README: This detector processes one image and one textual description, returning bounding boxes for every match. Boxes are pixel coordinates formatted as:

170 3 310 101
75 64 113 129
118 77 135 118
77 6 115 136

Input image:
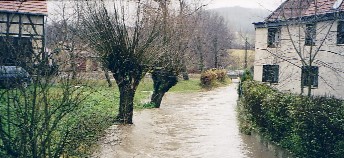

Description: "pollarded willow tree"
81 0 164 124
149 0 200 107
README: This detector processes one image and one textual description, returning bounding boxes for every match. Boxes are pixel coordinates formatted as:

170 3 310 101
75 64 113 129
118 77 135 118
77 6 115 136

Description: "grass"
134 76 203 108
137 76 203 93
227 49 255 70
228 49 255 57
77 74 229 154
68 76 204 154
201 78 232 90
0 74 228 157
169 78 202 92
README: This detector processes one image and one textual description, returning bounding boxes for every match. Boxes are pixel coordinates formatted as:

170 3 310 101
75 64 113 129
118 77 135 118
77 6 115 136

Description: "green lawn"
137 77 202 92
0 75 226 157
169 78 202 92
77 76 203 115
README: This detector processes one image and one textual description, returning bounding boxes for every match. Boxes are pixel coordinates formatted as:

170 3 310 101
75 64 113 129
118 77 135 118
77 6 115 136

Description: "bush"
238 69 253 97
238 81 344 158
200 69 228 88
0 80 89 157
62 85 118 156
200 69 217 86
214 69 227 82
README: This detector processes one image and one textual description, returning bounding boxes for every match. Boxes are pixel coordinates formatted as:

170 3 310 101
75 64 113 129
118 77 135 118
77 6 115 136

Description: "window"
301 66 318 87
337 21 344 44
305 24 316 46
0 36 33 65
262 65 279 83
267 28 280 48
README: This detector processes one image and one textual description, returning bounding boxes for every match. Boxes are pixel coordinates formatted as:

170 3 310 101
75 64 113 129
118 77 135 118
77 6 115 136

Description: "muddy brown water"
92 82 276 158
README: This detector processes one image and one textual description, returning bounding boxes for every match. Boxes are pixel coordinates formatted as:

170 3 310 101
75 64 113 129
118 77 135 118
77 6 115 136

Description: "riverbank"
67 74 232 156
238 81 344 158
92 83 276 158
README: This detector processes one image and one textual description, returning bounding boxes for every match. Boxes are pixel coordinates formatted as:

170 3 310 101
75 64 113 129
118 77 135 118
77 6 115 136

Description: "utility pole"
244 37 248 69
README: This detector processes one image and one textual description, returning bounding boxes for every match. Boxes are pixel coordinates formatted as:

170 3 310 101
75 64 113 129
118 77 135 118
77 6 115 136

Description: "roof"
304 0 344 16
265 0 344 22
0 0 47 16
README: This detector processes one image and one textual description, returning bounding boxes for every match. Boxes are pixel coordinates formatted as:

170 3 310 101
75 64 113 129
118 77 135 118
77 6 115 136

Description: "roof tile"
266 0 344 22
0 0 47 15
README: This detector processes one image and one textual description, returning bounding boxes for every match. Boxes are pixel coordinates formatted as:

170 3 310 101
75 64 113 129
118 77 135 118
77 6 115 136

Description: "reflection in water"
92 83 276 158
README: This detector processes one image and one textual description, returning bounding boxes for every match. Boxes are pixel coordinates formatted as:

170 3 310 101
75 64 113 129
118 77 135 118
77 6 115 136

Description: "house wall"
53 49 101 73
0 12 45 65
254 20 344 99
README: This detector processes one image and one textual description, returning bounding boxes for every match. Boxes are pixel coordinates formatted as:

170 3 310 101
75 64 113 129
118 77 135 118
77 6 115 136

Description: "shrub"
200 69 228 88
238 80 344 158
238 69 253 96
0 80 89 157
136 102 156 109
200 69 218 86
62 86 118 156
214 69 227 82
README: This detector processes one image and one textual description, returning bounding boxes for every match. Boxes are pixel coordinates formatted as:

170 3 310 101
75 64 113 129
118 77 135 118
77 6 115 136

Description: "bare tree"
80 1 164 124
149 0 206 107
206 13 233 68
0 1 89 157
189 11 233 72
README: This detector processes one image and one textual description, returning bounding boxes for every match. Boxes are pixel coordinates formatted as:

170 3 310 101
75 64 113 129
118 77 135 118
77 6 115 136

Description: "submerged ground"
92 80 276 158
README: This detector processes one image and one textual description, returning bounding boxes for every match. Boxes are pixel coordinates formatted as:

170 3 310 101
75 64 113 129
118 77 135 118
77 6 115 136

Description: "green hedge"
238 81 344 158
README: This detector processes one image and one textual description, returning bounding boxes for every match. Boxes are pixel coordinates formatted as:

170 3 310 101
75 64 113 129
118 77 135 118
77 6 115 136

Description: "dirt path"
92 82 276 158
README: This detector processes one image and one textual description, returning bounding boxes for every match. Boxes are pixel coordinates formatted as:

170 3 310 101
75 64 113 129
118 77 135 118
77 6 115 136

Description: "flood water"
92 81 276 158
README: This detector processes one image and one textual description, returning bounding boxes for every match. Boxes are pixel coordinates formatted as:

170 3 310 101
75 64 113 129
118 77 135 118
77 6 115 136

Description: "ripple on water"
92 84 277 158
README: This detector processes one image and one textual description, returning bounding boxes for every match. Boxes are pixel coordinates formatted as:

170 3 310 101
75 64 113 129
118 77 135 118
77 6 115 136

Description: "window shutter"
338 21 344 44
312 66 319 87
272 65 279 83
262 65 268 82
305 24 316 46
268 28 280 48
301 66 319 87
262 65 279 83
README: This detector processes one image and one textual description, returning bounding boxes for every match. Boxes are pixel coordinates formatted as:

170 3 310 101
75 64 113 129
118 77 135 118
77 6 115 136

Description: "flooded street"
92 82 276 158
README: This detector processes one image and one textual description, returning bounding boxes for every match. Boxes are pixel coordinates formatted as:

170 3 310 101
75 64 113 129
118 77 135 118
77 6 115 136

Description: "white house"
253 0 344 98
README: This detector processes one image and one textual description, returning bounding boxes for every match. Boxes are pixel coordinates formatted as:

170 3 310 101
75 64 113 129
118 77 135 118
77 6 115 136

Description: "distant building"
0 0 47 67
53 44 101 73
253 0 344 98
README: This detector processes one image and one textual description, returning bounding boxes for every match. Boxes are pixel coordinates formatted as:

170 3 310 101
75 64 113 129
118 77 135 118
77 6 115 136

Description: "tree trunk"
196 37 205 72
116 84 135 124
151 90 165 108
213 38 219 69
182 72 189 80
181 64 189 80
307 69 312 97
151 70 178 108
104 71 112 87
111 66 144 124
70 53 77 80
102 67 112 87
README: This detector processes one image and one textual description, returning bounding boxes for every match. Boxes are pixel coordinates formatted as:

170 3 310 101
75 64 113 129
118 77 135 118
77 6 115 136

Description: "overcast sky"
205 0 284 11
47 0 286 22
